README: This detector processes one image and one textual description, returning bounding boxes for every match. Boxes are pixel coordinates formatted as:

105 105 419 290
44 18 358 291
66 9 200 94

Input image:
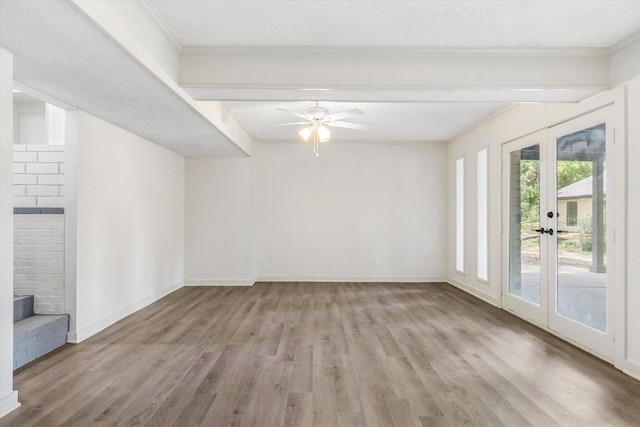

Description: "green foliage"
579 215 592 252
519 160 539 224
557 161 593 189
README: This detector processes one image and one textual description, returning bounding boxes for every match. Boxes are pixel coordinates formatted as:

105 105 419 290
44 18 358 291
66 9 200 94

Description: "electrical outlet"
260 259 267 268
372 259 379 269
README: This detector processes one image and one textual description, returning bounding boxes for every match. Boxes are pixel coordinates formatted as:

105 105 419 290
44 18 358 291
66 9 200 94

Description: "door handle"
533 228 554 235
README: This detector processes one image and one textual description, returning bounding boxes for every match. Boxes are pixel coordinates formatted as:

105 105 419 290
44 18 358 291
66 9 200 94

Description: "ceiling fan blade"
327 121 369 130
275 108 308 120
274 122 309 126
324 108 364 122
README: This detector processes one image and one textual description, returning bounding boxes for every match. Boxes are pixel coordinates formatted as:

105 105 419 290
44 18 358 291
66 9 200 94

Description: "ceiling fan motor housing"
304 106 330 121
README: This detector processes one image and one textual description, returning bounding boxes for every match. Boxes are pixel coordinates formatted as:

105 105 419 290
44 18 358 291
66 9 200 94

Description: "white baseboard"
623 367 640 382
185 279 255 286
67 280 184 344
620 359 640 382
446 277 500 307
0 391 20 419
253 275 447 283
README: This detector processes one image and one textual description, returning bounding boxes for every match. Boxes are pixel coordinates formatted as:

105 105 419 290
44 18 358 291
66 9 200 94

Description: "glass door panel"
508 144 541 305
555 123 607 332
502 130 548 327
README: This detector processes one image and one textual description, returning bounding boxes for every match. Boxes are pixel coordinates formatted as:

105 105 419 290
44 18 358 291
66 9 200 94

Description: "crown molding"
136 0 182 51
610 29 640 53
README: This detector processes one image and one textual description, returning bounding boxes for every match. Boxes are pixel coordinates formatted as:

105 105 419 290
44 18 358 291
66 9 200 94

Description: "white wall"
0 47 19 418
13 100 45 146
254 142 448 281
185 157 254 285
69 111 184 342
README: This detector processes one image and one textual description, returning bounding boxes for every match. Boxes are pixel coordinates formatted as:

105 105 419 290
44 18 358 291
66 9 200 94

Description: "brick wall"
13 214 65 314
13 144 64 208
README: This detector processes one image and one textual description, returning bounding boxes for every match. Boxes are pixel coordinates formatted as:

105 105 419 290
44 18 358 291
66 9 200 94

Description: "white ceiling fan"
275 103 367 156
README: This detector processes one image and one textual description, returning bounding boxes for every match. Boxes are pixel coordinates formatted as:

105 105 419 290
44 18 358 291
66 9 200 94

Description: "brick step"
13 295 34 322
14 314 69 370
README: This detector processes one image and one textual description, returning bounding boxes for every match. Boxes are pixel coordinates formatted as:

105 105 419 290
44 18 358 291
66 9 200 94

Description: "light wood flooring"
2 282 640 426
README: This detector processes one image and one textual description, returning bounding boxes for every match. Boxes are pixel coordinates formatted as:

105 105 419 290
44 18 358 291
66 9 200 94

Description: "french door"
502 107 614 361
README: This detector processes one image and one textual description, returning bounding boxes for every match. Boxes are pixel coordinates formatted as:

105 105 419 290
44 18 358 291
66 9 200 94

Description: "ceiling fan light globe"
317 125 331 142
298 126 313 141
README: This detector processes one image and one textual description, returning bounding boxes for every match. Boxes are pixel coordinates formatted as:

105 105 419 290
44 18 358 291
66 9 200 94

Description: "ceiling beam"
72 0 254 156
180 47 611 103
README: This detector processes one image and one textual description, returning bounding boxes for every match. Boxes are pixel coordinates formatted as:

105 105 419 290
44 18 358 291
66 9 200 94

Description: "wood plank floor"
2 282 640 427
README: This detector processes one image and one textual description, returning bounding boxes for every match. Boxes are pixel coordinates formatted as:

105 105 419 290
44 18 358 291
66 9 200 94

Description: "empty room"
1 1 640 426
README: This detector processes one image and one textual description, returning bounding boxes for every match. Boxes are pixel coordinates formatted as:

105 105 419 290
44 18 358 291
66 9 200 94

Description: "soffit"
0 0 246 157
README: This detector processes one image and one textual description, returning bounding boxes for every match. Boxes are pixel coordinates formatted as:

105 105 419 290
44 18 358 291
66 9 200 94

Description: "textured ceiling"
1 1 639 156
150 0 640 48
151 0 638 144
230 101 506 142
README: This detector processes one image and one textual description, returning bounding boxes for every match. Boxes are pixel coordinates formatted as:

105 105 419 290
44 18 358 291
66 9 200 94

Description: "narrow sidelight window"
477 149 488 281
456 157 465 273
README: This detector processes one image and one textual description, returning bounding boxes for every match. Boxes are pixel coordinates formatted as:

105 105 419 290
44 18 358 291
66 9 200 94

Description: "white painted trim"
0 391 20 419
64 111 79 342
446 277 500 307
185 279 255 287
67 281 183 344
254 275 447 283
614 83 630 375
622 362 640 382
610 30 640 54
0 47 16 421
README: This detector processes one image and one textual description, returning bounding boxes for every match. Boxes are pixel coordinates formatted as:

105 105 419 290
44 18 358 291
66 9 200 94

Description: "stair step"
13 295 34 323
14 314 69 370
